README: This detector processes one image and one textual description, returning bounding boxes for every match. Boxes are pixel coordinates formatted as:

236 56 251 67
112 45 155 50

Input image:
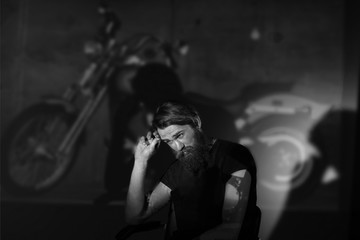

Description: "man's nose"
171 140 185 152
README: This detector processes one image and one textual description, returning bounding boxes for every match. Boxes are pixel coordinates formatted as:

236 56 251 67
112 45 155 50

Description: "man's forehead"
157 124 191 139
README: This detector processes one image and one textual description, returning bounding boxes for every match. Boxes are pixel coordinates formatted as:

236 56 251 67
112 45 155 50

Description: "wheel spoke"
3 106 76 193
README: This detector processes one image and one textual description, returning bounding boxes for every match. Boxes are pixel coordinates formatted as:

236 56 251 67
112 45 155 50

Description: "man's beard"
175 131 209 175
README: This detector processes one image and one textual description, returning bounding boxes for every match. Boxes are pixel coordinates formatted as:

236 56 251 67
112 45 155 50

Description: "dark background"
1 0 359 239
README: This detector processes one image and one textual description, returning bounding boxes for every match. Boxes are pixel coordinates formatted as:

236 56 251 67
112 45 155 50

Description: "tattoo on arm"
223 170 251 223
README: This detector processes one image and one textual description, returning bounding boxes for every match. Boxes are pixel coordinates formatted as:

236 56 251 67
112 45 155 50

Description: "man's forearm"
125 132 161 224
125 161 148 224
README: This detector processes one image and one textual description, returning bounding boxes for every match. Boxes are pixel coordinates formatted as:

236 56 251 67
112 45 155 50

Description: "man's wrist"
133 159 148 170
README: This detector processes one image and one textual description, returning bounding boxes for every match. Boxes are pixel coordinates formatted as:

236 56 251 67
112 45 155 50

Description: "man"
125 101 260 240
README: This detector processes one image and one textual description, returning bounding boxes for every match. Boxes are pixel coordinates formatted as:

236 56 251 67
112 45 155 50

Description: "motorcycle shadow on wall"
265 109 356 240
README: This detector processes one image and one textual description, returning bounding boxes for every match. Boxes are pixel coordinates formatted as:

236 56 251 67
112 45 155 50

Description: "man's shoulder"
160 159 182 190
215 139 251 156
214 139 256 172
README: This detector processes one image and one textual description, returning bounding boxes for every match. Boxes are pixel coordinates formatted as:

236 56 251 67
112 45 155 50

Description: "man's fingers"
138 132 159 151
143 131 153 145
153 130 160 138
138 136 149 147
149 137 160 148
146 131 152 140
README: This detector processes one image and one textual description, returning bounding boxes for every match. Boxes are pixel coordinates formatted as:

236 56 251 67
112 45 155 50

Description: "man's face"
157 124 208 174
157 124 197 155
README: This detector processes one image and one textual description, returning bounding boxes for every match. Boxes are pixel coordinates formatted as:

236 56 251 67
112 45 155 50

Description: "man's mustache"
176 145 196 158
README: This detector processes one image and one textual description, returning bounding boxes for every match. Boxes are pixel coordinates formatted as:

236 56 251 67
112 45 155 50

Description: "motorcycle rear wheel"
1 104 79 196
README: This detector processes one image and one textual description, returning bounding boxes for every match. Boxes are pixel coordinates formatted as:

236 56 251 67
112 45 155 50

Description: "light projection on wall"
228 91 341 239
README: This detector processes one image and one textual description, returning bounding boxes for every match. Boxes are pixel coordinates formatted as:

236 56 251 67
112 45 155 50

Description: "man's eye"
177 133 184 139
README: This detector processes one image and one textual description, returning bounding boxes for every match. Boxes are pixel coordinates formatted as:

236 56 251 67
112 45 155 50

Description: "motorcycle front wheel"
1 104 80 196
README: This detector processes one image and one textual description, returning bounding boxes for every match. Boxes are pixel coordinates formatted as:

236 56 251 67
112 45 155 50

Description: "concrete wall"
1 0 345 179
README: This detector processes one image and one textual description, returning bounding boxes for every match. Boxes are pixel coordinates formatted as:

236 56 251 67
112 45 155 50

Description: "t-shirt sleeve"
160 160 180 190
222 144 256 175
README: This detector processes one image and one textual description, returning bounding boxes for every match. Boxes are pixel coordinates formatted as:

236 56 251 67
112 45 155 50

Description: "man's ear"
193 115 202 129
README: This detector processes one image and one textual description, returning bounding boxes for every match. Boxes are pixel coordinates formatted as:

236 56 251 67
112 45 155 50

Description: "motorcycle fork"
57 85 108 156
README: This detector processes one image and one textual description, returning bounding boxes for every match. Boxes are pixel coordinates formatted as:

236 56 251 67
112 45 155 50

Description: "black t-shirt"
161 139 258 239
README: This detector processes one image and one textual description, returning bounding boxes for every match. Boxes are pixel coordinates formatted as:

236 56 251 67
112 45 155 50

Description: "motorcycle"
1 4 336 200
0 4 187 196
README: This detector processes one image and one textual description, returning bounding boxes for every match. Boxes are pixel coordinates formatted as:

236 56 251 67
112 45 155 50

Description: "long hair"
152 101 202 130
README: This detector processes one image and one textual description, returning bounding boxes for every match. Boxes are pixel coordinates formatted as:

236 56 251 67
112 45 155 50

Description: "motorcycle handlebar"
93 3 189 67
96 3 122 47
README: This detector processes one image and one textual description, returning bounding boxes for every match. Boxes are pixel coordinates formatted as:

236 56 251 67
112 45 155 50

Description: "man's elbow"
125 210 147 225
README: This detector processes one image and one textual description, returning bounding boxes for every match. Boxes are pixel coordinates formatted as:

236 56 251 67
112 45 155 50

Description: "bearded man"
125 101 261 240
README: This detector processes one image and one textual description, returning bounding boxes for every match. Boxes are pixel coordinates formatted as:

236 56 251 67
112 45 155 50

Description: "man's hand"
134 131 160 165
